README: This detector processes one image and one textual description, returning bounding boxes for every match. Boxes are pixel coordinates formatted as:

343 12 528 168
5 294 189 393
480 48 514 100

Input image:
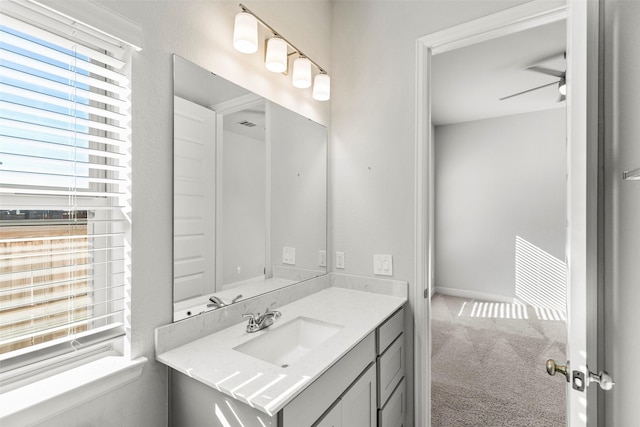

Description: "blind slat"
0 271 125 296
0 66 128 111
1 28 129 84
0 311 125 347
1 282 127 312
1 100 130 136
0 82 129 124
1 135 130 162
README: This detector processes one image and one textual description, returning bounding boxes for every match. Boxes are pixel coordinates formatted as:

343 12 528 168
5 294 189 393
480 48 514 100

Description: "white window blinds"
0 1 132 367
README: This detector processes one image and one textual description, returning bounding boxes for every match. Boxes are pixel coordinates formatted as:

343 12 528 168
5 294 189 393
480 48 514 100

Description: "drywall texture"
222 129 266 284
330 2 530 425
434 109 567 302
270 102 328 274
603 1 640 425
35 1 332 426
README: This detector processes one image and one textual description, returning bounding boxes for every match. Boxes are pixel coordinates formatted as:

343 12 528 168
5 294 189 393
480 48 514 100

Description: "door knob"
546 359 570 382
589 370 615 391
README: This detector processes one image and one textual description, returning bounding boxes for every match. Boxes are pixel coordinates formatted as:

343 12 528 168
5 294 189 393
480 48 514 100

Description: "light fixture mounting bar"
238 3 327 74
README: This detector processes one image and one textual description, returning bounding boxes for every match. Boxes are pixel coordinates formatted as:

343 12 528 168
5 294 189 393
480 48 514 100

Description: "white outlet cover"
319 250 327 267
283 247 296 265
336 251 345 269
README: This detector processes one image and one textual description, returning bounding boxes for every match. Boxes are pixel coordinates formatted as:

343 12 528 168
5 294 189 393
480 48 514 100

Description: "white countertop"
156 286 406 416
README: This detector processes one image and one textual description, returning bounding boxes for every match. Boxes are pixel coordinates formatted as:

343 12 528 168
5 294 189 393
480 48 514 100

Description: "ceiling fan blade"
526 66 565 78
499 81 560 101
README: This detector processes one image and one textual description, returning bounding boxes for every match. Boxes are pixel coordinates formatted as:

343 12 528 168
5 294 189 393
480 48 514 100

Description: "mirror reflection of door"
430 18 569 426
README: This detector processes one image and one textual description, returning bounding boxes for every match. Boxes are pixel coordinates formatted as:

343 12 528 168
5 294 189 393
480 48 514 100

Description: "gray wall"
330 2 530 424
603 1 640 425
434 109 567 302
222 130 266 284
270 102 327 273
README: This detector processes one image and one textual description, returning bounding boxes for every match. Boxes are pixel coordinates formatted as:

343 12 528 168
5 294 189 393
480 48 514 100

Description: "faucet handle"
242 312 257 323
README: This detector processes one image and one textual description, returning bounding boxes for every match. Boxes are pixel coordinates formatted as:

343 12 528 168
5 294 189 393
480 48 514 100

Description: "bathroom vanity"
157 285 406 427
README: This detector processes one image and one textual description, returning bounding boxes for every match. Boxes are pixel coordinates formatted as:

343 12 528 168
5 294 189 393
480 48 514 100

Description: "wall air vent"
238 120 257 127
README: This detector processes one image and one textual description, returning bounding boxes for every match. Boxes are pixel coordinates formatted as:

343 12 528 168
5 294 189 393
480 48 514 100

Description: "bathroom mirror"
173 55 327 321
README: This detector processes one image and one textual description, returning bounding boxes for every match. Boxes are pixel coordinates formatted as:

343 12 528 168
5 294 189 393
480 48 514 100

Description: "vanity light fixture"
265 37 288 73
233 3 330 101
292 57 312 88
233 12 258 54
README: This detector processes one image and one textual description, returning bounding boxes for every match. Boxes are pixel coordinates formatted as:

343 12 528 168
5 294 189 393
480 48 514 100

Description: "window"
0 3 132 373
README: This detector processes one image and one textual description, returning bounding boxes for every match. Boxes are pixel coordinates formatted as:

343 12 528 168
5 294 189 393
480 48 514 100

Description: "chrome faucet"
207 294 242 309
207 295 225 308
243 304 281 333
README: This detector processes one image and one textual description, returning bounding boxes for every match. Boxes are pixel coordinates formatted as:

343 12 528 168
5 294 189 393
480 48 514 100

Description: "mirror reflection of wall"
172 55 327 322
221 105 266 288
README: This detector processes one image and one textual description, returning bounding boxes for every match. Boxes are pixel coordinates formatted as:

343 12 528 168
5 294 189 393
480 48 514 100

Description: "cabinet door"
341 363 377 427
314 401 342 427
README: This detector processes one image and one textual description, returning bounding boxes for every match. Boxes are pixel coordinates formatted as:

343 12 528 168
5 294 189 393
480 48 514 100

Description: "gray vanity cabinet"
376 307 406 427
168 304 406 427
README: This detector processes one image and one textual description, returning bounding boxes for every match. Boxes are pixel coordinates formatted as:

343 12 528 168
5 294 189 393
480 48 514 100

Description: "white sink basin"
234 316 343 367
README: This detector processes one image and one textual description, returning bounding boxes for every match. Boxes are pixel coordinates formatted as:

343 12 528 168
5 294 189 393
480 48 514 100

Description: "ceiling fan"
500 54 566 102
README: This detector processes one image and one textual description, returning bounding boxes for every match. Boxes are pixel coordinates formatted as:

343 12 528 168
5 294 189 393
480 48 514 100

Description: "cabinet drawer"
377 307 404 354
378 377 405 427
377 333 404 407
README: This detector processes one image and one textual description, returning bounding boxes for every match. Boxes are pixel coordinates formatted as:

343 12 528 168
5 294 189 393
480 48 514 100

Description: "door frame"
413 1 599 426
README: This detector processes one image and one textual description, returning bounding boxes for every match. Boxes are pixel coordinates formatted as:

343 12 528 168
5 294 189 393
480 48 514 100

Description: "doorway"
408 1 608 425
429 20 568 423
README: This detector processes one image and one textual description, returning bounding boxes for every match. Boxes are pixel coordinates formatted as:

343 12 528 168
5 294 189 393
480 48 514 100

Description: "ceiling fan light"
233 12 258 54
292 57 312 88
265 37 288 73
558 78 567 96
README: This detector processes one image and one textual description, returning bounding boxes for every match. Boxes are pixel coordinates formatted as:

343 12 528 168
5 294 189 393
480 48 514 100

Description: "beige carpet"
431 294 567 426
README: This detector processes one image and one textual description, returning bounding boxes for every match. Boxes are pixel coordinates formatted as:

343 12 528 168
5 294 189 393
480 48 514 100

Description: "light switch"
373 254 393 276
283 246 296 265
319 250 327 267
336 251 345 269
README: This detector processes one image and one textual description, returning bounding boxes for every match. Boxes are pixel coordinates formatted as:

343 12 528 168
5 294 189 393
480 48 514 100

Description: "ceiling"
431 19 567 126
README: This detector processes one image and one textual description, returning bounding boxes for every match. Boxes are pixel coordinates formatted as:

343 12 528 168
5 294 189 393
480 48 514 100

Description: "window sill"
0 355 147 427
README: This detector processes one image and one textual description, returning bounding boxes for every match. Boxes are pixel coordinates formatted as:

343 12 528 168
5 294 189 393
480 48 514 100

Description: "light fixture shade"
233 12 258 54
292 57 312 88
312 73 331 101
265 37 288 73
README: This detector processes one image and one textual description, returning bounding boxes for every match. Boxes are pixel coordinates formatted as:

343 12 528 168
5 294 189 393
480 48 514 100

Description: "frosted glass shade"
312 73 331 101
292 57 312 88
265 38 288 73
233 12 258 54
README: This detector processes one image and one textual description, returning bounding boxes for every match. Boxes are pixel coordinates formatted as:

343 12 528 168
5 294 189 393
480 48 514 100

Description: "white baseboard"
433 287 519 304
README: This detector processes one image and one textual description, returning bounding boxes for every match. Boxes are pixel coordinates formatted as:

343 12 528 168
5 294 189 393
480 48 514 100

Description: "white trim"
414 1 568 426
0 356 146 427
418 0 566 55
27 0 143 50
432 287 520 305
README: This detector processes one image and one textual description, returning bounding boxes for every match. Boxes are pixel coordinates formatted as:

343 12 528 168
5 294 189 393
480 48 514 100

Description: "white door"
415 1 605 426
173 96 216 304
563 1 603 425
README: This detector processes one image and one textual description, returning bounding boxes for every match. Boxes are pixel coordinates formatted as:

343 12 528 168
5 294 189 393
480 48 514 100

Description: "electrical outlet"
236 266 241 274
336 251 345 269
373 254 393 276
319 250 327 267
283 246 296 265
